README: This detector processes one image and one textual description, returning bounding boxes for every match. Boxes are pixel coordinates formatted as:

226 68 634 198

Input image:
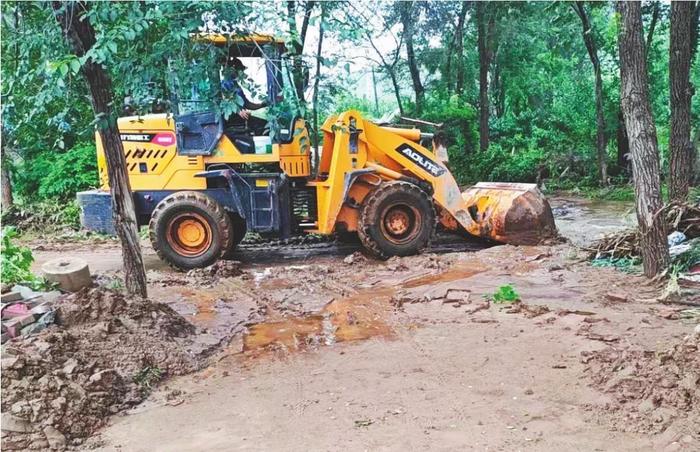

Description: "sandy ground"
23 197 698 451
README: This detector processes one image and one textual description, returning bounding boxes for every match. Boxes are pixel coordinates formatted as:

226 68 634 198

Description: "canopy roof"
193 33 285 58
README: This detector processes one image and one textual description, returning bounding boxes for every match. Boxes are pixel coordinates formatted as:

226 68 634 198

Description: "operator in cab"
221 56 268 135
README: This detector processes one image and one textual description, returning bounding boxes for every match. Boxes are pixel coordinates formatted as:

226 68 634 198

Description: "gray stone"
43 425 67 449
1 291 23 303
1 413 35 433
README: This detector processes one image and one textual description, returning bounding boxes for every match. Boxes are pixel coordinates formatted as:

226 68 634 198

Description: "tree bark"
312 4 325 173
53 1 147 297
669 1 696 202
454 1 469 96
616 109 630 176
401 2 425 114
477 2 495 152
617 0 669 277
645 1 660 61
1 145 12 210
287 0 316 104
574 1 608 185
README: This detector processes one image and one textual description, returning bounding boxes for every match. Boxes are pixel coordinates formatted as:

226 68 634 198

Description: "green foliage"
450 145 546 186
1 200 81 233
1 227 51 289
133 365 163 393
591 256 642 273
670 239 700 275
488 284 521 304
13 142 98 201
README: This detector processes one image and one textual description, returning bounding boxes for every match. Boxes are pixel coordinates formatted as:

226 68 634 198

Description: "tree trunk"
477 2 495 152
574 1 608 185
669 1 696 202
53 1 147 297
616 109 631 176
401 2 424 115
617 0 669 277
1 146 12 210
454 1 469 96
645 1 660 61
287 0 316 104
312 4 325 174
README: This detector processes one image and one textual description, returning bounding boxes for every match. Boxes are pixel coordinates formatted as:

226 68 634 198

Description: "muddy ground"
8 196 698 451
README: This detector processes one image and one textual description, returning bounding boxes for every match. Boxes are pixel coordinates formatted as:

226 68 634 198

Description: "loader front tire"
149 191 232 270
358 181 436 259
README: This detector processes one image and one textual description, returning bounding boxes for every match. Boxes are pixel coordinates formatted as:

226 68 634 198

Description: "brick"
4 314 36 338
2 303 30 319
30 302 53 316
0 291 23 303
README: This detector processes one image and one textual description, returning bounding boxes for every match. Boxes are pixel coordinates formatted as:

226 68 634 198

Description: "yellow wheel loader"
78 34 557 269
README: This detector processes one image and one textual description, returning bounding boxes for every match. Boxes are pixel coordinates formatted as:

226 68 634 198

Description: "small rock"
605 292 629 303
1 413 35 433
62 358 79 375
43 425 67 449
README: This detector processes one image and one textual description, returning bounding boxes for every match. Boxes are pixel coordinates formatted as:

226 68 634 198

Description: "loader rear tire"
149 191 232 270
358 181 436 259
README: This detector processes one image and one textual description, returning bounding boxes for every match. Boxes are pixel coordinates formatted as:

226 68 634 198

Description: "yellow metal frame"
97 115 311 191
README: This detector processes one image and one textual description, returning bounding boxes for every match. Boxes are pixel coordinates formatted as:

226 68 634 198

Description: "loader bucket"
460 182 557 245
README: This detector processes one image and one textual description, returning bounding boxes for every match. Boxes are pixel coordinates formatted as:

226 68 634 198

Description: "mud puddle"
243 287 396 354
241 262 489 356
550 196 635 246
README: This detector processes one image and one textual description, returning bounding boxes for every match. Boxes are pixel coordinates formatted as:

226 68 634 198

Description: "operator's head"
225 56 246 73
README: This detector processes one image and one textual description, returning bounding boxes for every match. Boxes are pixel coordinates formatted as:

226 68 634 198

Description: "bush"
449 144 547 186
13 141 98 201
1 227 50 289
1 199 81 233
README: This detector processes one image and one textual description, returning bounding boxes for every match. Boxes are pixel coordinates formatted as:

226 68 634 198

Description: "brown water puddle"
242 287 396 354
241 263 490 355
402 265 486 288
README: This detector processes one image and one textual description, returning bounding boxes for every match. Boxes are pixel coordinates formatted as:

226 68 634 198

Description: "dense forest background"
1 1 698 226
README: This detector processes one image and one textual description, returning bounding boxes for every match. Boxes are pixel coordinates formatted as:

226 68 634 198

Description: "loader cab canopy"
169 33 297 156
172 33 286 116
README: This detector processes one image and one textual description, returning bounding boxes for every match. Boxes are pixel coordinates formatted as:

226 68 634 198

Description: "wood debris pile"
588 202 700 259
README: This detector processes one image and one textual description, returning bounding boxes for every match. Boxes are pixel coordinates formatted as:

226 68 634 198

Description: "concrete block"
30 302 53 316
5 314 36 338
42 258 92 292
1 291 23 303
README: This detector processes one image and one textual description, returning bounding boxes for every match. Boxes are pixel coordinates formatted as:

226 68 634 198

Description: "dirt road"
22 197 698 451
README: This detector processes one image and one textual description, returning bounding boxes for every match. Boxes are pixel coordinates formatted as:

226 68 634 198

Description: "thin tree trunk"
53 1 147 297
454 1 469 96
477 2 495 152
645 1 660 60
287 0 316 104
401 1 424 114
1 146 12 210
617 0 669 277
669 1 696 202
574 1 608 185
312 5 325 174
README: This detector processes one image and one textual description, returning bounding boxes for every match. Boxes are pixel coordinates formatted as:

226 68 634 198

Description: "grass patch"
133 366 163 393
591 256 642 274
487 284 521 304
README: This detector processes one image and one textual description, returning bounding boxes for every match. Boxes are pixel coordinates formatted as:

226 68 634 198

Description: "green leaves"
488 284 521 304
0 227 51 290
